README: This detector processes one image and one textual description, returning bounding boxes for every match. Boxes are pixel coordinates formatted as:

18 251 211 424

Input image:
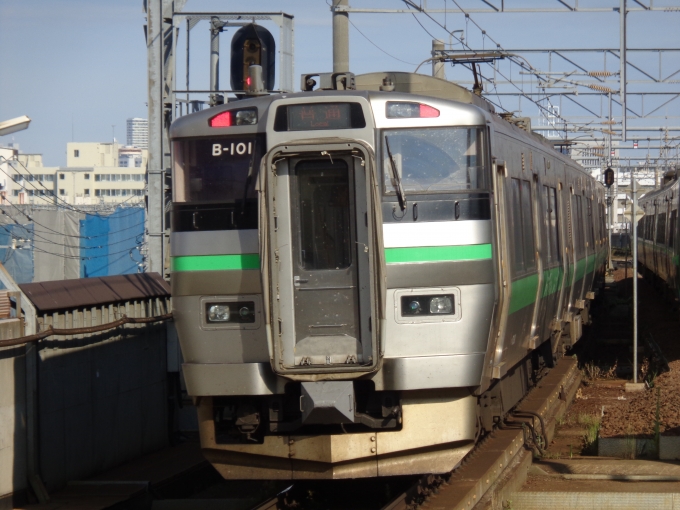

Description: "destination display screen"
274 102 366 131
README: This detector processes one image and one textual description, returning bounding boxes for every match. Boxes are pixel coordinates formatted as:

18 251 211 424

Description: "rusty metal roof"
19 273 171 314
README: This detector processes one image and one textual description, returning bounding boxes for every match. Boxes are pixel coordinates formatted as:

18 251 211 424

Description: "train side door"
562 184 576 320
653 203 659 276
262 142 381 375
536 183 561 348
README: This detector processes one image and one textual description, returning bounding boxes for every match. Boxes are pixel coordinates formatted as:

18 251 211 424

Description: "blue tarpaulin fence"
0 223 34 284
80 208 145 278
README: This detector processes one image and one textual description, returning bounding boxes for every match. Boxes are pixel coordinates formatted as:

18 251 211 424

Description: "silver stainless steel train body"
170 72 607 479
638 175 680 300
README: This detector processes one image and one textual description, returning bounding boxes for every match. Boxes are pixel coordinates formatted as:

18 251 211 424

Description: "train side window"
637 216 643 240
656 211 667 245
669 210 677 248
647 215 653 241
573 195 585 258
587 198 595 248
549 187 561 263
542 186 552 262
510 178 525 273
521 180 536 269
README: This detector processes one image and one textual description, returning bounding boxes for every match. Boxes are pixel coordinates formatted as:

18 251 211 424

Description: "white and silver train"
170 71 607 479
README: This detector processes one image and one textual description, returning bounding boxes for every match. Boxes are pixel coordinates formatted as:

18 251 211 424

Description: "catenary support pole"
632 175 638 383
620 0 627 142
146 0 164 276
432 39 445 79
333 0 349 73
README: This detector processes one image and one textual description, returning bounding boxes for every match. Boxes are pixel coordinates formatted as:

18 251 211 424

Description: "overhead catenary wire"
348 18 418 66
404 0 603 138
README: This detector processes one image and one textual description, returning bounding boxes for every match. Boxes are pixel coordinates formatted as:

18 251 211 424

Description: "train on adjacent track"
638 173 680 301
169 68 607 479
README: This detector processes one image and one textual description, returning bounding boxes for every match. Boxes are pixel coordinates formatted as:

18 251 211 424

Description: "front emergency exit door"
264 143 379 374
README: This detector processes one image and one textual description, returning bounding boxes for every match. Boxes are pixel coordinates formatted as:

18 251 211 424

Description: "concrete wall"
0 293 172 502
37 300 170 491
0 319 27 510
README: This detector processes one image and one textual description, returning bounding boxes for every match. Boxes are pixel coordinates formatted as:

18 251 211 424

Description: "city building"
67 142 120 167
127 118 148 149
5 165 145 206
2 141 147 206
118 146 148 168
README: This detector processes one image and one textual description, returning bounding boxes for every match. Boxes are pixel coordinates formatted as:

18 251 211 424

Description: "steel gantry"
329 0 679 182
143 0 294 276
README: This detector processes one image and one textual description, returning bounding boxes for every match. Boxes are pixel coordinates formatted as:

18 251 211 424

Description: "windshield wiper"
384 136 407 211
239 139 258 223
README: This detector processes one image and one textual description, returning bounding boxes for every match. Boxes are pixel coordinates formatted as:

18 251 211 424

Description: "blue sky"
1 0 678 166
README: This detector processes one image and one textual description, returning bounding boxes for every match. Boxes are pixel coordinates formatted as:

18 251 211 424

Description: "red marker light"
209 111 232 128
386 101 440 119
419 104 440 118
246 76 252 87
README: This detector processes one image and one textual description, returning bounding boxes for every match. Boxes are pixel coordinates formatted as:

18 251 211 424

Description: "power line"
1 155 146 218
0 223 144 261
0 211 145 253
348 18 418 66
404 0 585 132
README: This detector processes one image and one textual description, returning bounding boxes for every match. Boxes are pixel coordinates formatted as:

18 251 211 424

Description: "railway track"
186 356 580 510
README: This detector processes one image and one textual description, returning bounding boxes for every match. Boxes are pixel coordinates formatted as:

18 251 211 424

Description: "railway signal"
604 167 615 187
230 24 276 93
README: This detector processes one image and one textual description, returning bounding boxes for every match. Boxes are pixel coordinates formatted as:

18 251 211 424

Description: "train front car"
170 86 496 479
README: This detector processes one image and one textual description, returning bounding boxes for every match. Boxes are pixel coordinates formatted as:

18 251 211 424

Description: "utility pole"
630 175 640 387
209 17 226 106
620 0 627 141
332 0 349 73
145 0 182 278
432 40 445 79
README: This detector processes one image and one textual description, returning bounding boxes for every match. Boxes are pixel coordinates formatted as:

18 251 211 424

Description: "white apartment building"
127 118 148 149
67 142 148 169
118 146 148 168
6 166 145 205
67 142 119 167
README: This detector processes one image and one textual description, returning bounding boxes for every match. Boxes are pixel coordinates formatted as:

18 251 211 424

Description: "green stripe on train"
171 254 260 272
385 244 492 264
509 273 539 314
511 253 599 314
542 266 564 298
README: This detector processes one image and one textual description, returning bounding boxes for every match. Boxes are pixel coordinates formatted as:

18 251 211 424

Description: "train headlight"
429 295 453 314
205 301 257 323
401 294 455 317
208 304 231 322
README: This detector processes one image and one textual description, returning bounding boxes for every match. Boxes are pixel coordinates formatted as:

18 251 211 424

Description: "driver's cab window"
382 126 487 193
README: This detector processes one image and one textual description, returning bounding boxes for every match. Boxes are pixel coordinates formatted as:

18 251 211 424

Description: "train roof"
168 71 600 182
638 174 679 204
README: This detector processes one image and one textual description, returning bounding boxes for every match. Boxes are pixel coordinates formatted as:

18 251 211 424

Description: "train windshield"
382 127 487 193
172 135 264 205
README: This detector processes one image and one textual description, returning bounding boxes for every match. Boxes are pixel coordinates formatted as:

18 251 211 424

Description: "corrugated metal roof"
19 273 171 314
